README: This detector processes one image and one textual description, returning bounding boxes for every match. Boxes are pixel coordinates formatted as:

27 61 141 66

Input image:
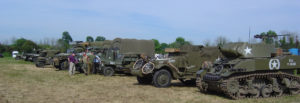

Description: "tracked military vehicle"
196 42 300 99
131 45 222 87
35 50 60 67
99 38 154 76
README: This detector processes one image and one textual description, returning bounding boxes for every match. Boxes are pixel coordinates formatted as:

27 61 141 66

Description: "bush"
2 52 11 57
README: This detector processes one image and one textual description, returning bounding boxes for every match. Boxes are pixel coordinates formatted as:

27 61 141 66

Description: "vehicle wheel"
60 61 68 70
103 67 114 76
137 76 152 84
179 79 196 85
153 69 172 87
32 58 37 63
25 57 29 61
36 62 45 67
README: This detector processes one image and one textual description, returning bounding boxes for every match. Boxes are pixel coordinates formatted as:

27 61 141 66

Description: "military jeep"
131 45 223 87
35 50 60 67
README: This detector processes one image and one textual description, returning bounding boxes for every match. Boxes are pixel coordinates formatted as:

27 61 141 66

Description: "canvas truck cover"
90 40 112 48
112 38 155 56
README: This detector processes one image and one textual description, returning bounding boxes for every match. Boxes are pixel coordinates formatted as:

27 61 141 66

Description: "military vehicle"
131 45 223 87
196 42 300 99
99 38 154 76
53 41 88 70
23 49 41 62
35 50 60 67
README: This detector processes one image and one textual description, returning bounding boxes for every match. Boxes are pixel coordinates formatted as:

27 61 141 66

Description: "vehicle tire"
25 57 29 61
60 61 68 70
103 67 114 76
153 69 172 87
32 58 37 63
137 76 152 84
36 62 45 67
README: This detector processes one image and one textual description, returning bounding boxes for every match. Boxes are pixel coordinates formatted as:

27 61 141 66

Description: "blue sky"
0 0 299 45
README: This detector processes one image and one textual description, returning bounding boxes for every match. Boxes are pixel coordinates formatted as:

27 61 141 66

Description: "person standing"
92 53 101 74
68 53 77 76
88 52 96 74
82 52 89 75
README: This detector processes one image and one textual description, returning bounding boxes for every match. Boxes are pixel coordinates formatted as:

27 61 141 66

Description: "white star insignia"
244 46 252 55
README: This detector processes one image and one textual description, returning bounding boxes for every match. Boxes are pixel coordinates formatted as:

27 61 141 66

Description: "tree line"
0 30 299 57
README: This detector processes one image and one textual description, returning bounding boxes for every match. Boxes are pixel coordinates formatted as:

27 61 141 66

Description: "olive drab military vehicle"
52 41 88 70
23 49 42 62
99 38 154 76
196 42 300 99
131 45 223 87
35 50 60 67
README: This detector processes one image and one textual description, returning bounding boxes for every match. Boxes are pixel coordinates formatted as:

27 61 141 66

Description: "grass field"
0 57 300 103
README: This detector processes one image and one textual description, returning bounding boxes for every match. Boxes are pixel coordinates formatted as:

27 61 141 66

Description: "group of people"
68 51 101 76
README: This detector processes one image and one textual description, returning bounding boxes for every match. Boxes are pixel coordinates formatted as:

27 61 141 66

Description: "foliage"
259 30 277 44
86 36 94 42
21 40 38 53
62 31 73 44
169 37 191 48
95 36 106 41
215 36 229 47
152 39 161 53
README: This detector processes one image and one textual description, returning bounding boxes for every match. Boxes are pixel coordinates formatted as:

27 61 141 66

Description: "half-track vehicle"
131 45 223 87
196 42 300 99
98 38 154 76
35 50 60 67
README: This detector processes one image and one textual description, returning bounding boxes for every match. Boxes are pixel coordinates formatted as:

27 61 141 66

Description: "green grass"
0 57 33 64
0 58 300 103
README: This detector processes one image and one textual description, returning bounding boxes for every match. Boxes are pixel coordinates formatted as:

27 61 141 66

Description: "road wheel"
103 67 114 76
137 76 152 84
261 84 272 97
153 69 172 87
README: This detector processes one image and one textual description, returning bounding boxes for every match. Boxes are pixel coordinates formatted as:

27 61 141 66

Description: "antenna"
248 27 251 44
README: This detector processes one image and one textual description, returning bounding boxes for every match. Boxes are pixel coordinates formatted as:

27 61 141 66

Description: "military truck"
196 42 300 99
35 50 60 67
99 38 154 76
131 45 223 87
53 41 88 70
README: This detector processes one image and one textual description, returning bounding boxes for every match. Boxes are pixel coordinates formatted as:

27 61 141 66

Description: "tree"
62 31 73 44
203 39 211 47
12 38 27 51
169 37 191 48
22 40 38 53
95 36 106 41
160 43 169 52
56 39 69 52
86 36 94 42
215 36 229 47
258 30 277 44
152 39 161 53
